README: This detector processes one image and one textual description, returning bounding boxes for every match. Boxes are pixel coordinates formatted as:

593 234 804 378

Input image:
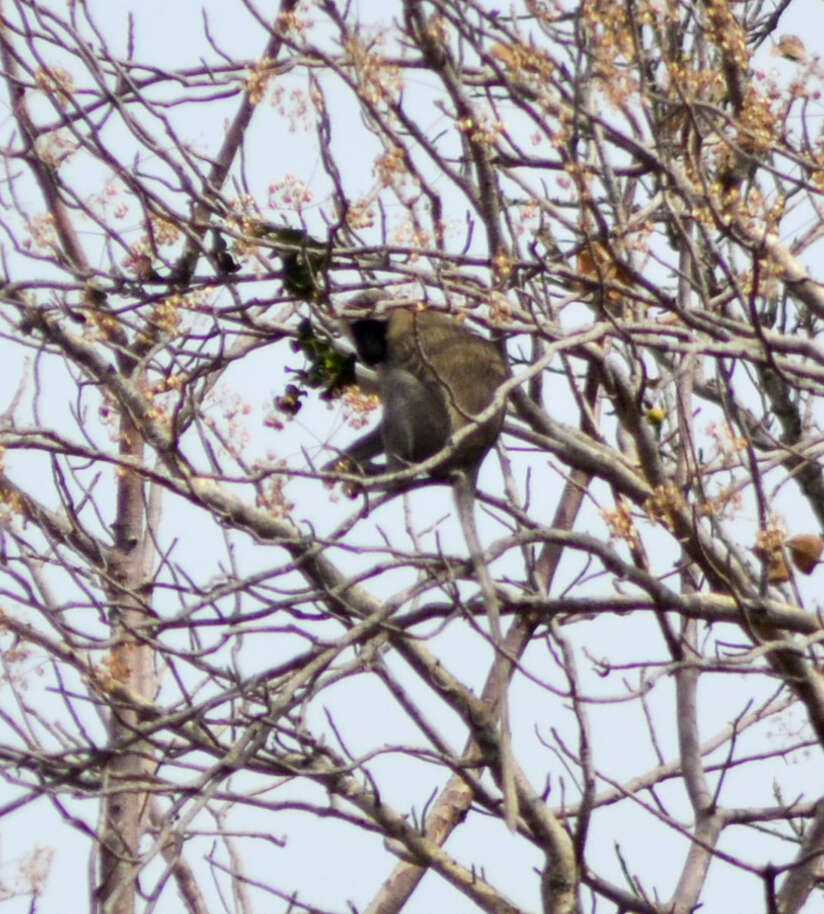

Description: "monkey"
338 309 508 479
327 306 518 828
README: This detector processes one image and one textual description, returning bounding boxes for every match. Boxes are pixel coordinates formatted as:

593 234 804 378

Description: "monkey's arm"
324 366 450 477
380 369 450 468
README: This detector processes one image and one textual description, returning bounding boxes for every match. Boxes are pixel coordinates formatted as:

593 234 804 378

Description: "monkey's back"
384 311 508 475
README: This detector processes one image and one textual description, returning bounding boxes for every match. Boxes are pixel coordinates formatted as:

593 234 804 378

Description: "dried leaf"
577 242 634 312
766 552 791 584
771 34 807 63
491 43 518 67
753 543 790 584
786 534 823 575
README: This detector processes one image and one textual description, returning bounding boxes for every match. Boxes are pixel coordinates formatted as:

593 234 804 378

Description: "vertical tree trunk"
98 414 155 914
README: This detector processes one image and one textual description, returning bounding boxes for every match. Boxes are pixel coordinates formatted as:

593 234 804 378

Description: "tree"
0 0 823 912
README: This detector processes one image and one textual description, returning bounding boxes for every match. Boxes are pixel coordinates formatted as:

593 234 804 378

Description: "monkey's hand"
322 424 387 498
322 454 373 498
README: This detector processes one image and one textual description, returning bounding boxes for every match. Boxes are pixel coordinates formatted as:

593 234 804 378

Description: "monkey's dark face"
350 319 388 367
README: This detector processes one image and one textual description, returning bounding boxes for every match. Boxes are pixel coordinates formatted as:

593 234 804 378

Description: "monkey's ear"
350 319 388 366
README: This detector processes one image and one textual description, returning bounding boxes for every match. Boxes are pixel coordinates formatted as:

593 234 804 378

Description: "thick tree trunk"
98 417 155 914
